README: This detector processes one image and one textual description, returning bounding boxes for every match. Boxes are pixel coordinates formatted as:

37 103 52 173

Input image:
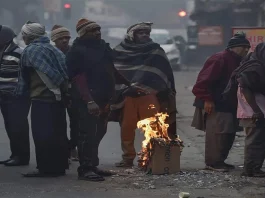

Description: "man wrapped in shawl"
111 22 177 167
223 43 265 177
16 21 69 177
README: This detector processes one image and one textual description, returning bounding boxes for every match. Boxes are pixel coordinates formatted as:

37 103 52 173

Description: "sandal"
78 171 105 182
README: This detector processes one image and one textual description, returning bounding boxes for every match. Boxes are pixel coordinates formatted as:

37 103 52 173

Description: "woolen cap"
76 18 100 37
51 25 70 42
227 32 250 49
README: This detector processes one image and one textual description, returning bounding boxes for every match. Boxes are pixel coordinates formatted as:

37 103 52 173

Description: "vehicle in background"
150 29 181 71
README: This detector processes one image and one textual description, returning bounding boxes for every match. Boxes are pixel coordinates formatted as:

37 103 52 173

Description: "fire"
137 112 169 148
137 104 183 170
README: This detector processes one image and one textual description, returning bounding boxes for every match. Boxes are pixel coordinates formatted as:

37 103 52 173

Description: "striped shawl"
16 36 68 96
111 40 177 124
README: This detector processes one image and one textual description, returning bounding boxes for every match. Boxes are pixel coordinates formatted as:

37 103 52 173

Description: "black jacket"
66 38 130 107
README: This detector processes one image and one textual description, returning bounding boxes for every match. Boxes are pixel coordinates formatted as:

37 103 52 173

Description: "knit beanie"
51 25 70 42
227 32 250 49
76 18 100 37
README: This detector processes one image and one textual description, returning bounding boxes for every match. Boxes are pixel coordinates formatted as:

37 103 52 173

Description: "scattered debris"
179 192 190 198
125 169 135 174
107 169 257 191
148 185 156 189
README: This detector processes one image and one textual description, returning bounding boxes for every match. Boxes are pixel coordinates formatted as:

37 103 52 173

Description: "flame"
137 112 169 148
137 104 183 169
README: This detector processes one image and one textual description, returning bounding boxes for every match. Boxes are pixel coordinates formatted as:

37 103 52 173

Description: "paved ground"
1 68 265 198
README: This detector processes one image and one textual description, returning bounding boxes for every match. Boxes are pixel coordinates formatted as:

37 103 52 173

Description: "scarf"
21 22 46 39
114 39 175 94
125 22 153 41
111 39 177 124
21 36 68 86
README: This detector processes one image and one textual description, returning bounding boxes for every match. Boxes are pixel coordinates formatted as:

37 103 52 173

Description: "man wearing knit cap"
192 32 250 172
112 22 177 168
66 18 132 181
0 25 30 166
51 24 78 162
17 21 69 177
51 25 71 54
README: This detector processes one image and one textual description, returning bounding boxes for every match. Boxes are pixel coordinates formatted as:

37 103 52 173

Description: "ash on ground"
108 168 265 191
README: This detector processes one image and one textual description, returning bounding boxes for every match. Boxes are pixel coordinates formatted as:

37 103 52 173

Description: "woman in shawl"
224 42 265 177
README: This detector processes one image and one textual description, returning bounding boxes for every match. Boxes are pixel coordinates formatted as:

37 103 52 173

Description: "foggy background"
1 0 265 66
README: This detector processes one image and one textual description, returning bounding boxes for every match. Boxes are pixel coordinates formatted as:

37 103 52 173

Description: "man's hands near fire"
87 101 100 116
204 101 215 114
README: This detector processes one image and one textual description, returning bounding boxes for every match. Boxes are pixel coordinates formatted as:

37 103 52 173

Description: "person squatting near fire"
191 32 250 172
111 22 177 168
51 25 79 162
0 25 30 166
16 21 69 177
66 18 134 182
224 42 265 177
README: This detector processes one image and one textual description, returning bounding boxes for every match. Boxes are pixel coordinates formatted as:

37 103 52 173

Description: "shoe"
0 158 11 165
205 164 229 172
78 171 105 182
22 170 66 178
222 162 235 169
92 167 114 177
115 160 134 168
241 170 265 178
4 157 29 167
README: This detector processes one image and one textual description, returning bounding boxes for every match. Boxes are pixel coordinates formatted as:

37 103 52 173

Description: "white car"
150 29 181 71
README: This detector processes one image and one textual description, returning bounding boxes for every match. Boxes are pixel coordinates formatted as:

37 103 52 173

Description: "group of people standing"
192 32 265 177
0 18 177 181
1 17 263 181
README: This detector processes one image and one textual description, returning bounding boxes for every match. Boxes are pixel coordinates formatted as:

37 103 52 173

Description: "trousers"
77 102 109 174
205 111 236 166
120 94 160 161
244 125 265 173
67 106 79 150
31 100 69 173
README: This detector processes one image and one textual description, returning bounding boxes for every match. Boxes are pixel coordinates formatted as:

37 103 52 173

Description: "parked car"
150 29 181 71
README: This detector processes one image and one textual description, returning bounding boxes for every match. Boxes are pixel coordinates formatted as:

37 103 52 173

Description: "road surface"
0 69 265 198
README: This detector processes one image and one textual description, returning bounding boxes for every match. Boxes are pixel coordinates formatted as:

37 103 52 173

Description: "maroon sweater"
192 49 242 112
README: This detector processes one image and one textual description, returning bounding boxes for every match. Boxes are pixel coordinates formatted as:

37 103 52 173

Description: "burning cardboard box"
137 112 184 175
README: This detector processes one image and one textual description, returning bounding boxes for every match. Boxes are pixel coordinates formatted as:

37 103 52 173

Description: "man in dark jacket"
51 24 79 162
191 32 250 172
66 18 131 182
0 25 30 166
